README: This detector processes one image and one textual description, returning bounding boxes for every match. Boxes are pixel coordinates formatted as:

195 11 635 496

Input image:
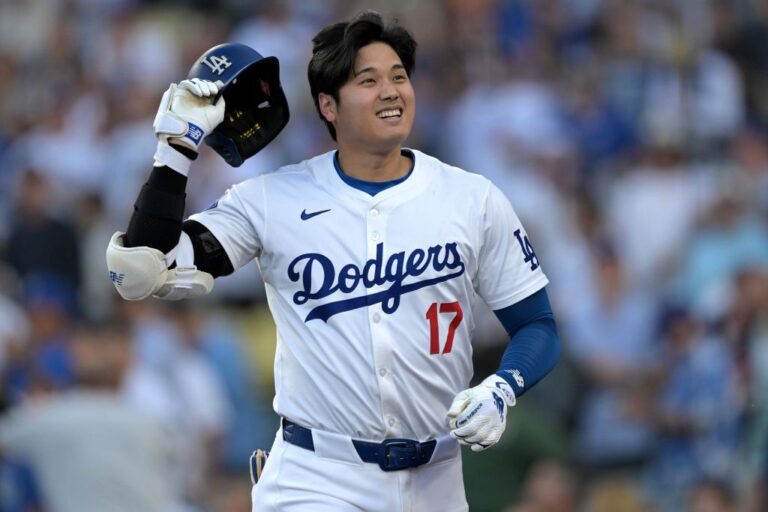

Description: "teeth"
377 109 401 118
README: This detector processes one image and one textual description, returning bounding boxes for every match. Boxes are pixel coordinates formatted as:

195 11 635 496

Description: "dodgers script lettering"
288 242 466 322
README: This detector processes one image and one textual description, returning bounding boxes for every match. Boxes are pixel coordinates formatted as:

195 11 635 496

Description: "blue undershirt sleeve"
493 288 560 398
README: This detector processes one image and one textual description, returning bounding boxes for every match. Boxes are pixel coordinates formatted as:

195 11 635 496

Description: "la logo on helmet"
201 55 233 75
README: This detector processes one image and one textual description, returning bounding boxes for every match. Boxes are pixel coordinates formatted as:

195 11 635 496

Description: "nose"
380 79 399 102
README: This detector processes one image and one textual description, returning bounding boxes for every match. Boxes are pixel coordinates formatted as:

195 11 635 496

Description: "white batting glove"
152 78 225 174
446 374 516 452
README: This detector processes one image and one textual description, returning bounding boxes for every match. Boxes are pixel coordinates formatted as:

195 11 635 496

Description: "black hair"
307 10 417 141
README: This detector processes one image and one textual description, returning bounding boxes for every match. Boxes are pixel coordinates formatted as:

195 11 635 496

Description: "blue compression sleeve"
493 288 560 398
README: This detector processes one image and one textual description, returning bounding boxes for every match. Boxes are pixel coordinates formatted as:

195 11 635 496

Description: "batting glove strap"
446 374 516 452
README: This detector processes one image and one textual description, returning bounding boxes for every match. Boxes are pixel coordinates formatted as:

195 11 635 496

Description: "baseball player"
106 11 560 512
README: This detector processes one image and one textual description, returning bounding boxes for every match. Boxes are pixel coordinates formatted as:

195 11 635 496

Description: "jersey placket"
365 201 402 438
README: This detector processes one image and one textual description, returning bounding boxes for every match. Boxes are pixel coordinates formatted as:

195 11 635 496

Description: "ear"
318 93 337 123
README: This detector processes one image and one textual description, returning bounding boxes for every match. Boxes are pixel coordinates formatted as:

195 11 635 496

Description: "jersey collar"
333 149 415 196
316 148 431 204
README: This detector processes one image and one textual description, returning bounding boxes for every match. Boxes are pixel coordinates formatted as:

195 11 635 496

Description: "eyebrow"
353 63 405 77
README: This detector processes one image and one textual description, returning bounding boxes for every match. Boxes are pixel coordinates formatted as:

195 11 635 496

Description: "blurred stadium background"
1 0 767 511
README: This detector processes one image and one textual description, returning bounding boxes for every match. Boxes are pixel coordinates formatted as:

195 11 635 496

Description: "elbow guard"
106 231 213 301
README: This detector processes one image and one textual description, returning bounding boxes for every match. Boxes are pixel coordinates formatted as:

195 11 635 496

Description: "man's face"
324 42 415 152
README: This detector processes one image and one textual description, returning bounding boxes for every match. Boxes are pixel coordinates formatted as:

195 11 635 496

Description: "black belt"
281 419 437 472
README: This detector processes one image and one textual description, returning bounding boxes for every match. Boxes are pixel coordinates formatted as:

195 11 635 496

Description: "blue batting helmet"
187 43 290 167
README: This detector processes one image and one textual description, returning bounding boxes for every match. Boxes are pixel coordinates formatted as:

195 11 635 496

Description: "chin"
346 123 412 152
380 125 412 146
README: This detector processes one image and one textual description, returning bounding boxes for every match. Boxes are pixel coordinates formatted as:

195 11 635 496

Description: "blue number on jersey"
513 229 539 271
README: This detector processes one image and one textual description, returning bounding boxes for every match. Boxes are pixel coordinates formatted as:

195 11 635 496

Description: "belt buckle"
378 439 421 472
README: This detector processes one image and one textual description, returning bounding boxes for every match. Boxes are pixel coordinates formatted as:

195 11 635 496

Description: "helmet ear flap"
204 132 243 167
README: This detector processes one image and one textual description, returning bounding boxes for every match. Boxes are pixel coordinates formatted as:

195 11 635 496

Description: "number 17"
426 301 464 355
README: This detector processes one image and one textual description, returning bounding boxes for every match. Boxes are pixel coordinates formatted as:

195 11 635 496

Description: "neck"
336 144 409 182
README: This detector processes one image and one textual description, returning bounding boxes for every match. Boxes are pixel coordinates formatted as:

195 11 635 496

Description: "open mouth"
377 108 402 119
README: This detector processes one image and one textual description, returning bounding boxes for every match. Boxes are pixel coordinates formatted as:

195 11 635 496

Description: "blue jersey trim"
493 288 560 397
334 150 414 196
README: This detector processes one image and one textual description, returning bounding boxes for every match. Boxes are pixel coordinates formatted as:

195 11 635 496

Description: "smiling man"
106 10 560 512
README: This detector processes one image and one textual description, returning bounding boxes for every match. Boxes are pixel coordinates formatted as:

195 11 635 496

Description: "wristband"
153 141 192 176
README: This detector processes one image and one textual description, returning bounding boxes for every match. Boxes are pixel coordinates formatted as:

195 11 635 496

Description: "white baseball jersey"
189 149 547 442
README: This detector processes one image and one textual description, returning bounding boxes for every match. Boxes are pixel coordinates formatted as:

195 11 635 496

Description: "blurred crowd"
1 0 767 511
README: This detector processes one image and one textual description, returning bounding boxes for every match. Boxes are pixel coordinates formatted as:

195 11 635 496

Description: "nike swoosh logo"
300 208 331 221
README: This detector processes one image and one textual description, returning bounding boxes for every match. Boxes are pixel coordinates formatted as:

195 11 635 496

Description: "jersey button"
371 232 380 241
379 368 387 377
370 208 379 217
372 312 381 323
387 417 396 427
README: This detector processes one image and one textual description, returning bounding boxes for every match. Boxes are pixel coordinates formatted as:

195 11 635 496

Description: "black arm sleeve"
124 163 234 278
124 166 187 253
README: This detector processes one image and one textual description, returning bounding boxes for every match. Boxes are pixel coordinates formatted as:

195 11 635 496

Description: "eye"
393 74 408 82
360 77 375 85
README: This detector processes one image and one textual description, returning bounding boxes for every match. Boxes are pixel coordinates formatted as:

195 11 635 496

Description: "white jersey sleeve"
187 178 265 271
475 182 549 310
